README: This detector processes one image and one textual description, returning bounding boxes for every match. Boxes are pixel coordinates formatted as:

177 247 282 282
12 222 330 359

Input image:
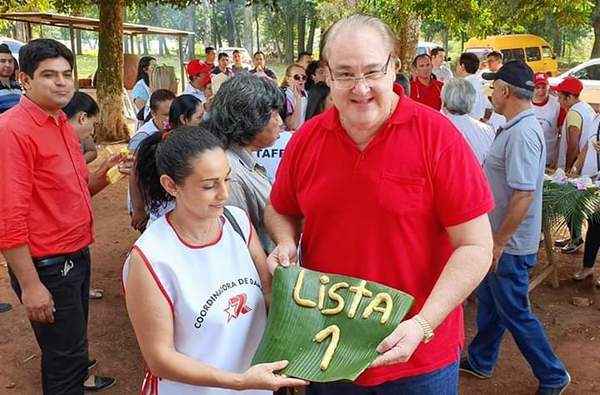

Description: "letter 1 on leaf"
314 324 340 371
293 269 317 308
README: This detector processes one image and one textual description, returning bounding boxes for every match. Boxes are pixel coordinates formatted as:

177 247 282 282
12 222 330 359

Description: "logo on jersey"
224 293 252 322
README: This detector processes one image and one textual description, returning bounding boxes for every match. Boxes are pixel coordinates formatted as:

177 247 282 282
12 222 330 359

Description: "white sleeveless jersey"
123 206 268 395
581 114 600 177
532 96 561 165
557 101 597 170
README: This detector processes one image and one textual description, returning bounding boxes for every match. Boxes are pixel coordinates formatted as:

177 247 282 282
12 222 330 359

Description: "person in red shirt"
0 39 118 394
410 54 444 110
266 14 494 394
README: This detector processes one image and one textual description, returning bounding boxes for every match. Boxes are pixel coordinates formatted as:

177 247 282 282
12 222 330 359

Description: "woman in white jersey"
123 127 307 394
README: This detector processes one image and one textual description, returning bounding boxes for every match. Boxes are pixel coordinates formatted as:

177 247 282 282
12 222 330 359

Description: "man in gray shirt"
460 61 570 395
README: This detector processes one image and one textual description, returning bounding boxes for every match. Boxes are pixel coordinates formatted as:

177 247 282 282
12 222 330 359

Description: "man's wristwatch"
413 314 434 343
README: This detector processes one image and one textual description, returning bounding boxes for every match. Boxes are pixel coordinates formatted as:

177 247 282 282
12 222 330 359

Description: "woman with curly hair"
207 74 285 252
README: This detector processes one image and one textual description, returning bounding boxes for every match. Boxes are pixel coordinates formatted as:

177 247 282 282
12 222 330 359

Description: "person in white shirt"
281 63 308 131
531 72 562 167
130 94 204 232
554 76 598 254
441 78 494 165
124 127 307 395
431 47 453 83
456 52 493 122
183 59 212 102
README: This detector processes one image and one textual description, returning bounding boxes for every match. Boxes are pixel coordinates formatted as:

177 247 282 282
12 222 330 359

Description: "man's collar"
230 144 258 169
498 108 535 132
20 95 67 126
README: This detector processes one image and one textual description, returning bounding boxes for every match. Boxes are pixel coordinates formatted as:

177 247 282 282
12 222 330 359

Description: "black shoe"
561 238 583 254
536 373 571 395
554 238 570 248
84 376 116 392
459 357 491 379
0 303 12 313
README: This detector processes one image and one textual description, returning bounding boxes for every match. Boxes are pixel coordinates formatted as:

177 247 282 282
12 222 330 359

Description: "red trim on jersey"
165 212 224 249
131 245 175 317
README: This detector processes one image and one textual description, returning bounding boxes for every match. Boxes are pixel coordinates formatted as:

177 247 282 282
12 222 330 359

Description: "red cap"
552 76 583 95
186 59 213 78
533 72 548 85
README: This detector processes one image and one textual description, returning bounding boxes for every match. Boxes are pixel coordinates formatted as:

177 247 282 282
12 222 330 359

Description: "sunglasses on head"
293 74 307 81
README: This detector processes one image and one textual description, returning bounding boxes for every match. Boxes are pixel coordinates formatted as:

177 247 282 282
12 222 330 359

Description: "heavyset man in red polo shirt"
266 15 495 394
0 39 116 394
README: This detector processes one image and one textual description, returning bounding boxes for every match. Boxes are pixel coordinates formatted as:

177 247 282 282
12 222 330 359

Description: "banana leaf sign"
252 266 415 382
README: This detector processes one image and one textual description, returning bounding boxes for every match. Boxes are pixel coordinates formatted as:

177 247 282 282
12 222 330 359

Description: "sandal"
89 288 104 300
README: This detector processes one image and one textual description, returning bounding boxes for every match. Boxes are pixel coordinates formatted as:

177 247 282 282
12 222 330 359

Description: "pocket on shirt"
378 173 426 215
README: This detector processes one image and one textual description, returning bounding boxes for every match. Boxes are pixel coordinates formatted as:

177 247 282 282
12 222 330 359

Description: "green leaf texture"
252 266 414 382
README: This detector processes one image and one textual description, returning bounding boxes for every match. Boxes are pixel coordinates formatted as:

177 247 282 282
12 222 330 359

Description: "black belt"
33 247 89 269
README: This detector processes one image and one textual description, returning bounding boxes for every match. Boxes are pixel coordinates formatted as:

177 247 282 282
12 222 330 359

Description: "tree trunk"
306 17 316 54
188 4 197 58
13 22 30 42
396 12 420 72
96 0 129 143
243 4 253 53
211 5 219 47
297 14 306 56
554 19 563 57
159 36 170 56
592 10 600 58
224 2 237 46
443 27 449 52
255 4 260 51
285 12 294 63
142 35 149 54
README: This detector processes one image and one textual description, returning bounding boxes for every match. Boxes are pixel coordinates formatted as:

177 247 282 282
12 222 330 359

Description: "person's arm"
88 154 121 196
489 190 534 270
566 125 582 169
570 143 588 176
284 86 303 131
247 223 272 304
125 250 306 390
82 136 98 164
264 203 302 268
2 245 54 323
0 131 54 323
372 214 493 366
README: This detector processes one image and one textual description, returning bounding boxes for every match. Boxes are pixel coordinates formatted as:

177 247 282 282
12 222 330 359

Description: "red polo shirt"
271 84 494 385
410 78 443 110
0 96 93 258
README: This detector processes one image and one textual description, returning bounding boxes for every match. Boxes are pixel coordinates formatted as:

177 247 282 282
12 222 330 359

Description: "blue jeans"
307 360 459 395
467 253 569 388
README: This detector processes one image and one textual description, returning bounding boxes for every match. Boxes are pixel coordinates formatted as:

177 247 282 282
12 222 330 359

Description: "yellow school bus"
465 34 558 76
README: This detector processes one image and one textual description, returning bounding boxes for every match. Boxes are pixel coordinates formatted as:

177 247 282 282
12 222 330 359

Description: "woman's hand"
238 361 308 391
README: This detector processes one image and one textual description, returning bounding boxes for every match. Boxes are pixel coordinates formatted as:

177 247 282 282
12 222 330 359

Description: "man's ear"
19 71 32 90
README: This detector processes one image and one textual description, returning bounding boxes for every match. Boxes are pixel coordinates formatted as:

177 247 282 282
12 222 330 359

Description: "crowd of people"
0 12 598 395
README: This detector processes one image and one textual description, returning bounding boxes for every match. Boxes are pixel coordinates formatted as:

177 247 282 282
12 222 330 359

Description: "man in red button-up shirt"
0 39 116 394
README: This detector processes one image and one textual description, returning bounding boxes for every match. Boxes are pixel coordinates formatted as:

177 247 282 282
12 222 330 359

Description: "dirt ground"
0 146 599 394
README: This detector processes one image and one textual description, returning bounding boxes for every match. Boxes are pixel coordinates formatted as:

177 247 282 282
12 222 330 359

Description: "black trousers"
10 248 91 395
584 219 600 268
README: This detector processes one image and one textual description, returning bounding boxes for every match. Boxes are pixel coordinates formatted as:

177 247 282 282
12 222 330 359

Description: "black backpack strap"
223 207 246 244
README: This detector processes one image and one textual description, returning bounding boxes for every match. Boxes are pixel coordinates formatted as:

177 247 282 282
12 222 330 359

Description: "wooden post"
178 35 185 92
69 25 79 91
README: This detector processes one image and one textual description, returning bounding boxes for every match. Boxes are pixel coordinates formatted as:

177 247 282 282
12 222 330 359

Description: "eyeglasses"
327 54 392 89
293 74 307 81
